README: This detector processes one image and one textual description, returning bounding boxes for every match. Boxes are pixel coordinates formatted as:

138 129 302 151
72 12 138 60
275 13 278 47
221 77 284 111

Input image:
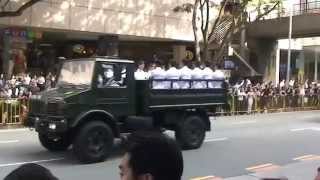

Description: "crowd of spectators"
228 78 320 113
0 72 56 99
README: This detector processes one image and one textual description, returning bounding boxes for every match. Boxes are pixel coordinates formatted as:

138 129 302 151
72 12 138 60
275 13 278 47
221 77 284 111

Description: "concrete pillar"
173 45 186 62
248 38 278 83
97 35 119 56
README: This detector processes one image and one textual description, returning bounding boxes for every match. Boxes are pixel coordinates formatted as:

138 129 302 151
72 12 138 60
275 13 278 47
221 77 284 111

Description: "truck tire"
39 134 71 152
175 115 206 150
73 121 114 163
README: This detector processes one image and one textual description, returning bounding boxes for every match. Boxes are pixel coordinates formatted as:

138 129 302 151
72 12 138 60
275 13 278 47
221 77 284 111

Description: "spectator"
37 73 46 91
4 163 58 180
120 132 183 180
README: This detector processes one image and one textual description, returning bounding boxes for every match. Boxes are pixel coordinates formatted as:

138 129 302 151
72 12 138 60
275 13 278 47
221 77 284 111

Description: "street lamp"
286 1 293 85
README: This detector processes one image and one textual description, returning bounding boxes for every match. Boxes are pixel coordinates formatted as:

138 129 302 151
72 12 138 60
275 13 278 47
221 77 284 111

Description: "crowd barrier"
0 98 29 126
216 94 320 115
1 95 320 126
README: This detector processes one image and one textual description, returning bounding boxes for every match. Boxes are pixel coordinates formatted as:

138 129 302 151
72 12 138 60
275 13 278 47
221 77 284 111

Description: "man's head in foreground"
120 132 183 180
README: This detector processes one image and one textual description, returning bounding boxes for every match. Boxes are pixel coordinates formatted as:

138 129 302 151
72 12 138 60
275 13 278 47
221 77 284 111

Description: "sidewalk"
226 160 320 180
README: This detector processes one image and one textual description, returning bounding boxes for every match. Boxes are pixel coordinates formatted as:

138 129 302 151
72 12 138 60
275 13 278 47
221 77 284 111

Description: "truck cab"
26 57 226 163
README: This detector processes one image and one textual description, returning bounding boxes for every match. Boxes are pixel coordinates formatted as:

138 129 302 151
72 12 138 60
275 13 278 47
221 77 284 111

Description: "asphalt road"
1 111 320 180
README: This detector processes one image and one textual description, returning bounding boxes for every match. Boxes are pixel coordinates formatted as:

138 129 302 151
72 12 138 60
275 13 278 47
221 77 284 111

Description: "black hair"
154 61 162 67
136 60 145 66
124 132 183 180
204 61 211 67
169 61 178 68
4 163 58 180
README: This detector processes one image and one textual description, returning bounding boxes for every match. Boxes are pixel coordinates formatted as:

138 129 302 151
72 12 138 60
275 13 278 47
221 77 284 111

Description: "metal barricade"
0 98 29 126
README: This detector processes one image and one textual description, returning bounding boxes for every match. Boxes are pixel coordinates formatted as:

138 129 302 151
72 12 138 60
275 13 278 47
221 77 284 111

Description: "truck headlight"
49 123 57 130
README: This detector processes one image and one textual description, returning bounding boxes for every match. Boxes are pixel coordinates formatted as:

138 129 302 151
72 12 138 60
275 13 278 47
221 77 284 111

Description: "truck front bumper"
28 115 68 134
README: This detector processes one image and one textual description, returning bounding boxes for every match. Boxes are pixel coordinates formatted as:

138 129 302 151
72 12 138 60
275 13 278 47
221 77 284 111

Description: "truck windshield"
57 60 94 88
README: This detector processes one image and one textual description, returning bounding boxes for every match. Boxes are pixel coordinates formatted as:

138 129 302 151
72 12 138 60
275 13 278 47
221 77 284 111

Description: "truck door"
93 61 133 117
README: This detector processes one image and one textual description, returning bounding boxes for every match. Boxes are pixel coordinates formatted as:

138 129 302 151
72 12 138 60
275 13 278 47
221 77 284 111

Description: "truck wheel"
175 115 206 150
73 121 114 163
39 134 71 152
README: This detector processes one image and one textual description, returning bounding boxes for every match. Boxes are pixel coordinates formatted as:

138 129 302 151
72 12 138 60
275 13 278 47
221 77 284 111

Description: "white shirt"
212 70 225 80
24 76 31 85
202 67 214 88
37 76 45 85
150 67 166 89
166 67 180 89
179 66 192 89
191 67 205 89
134 69 149 80
279 80 285 88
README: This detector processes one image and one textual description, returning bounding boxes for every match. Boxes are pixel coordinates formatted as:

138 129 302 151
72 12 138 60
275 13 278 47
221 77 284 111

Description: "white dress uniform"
150 67 166 89
191 67 204 89
134 69 149 80
179 66 192 89
166 67 181 89
202 67 214 88
212 69 225 88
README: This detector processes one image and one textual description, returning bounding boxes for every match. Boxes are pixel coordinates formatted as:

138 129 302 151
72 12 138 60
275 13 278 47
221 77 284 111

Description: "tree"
0 0 41 17
174 0 282 64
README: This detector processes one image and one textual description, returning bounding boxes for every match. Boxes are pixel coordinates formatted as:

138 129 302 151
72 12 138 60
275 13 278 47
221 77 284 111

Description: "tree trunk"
193 0 201 62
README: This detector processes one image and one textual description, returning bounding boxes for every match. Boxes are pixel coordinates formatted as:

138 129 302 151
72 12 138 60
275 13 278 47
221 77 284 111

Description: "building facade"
0 0 194 77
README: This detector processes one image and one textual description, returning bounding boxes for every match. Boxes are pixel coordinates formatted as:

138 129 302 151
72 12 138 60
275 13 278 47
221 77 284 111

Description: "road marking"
191 175 223 180
0 158 65 168
0 140 19 144
293 154 320 161
290 127 320 132
231 121 257 125
204 137 228 143
246 163 280 173
0 128 29 133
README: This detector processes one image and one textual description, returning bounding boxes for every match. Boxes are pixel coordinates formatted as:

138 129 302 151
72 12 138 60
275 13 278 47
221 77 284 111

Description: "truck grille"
47 103 58 115
29 100 45 114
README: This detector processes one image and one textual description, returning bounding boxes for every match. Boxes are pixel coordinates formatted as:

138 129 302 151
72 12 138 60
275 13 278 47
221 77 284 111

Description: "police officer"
202 61 214 88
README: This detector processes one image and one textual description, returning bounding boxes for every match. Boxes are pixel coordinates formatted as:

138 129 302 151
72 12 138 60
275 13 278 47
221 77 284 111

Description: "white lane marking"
246 163 273 171
231 121 257 125
204 137 228 143
290 127 320 132
0 128 29 133
0 140 19 144
293 154 315 161
0 158 65 167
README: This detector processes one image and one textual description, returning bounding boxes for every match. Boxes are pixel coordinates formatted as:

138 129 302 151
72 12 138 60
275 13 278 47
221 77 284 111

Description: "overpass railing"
249 0 320 21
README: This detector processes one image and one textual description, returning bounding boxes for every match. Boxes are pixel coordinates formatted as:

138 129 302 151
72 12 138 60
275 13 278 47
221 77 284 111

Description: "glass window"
57 60 94 88
97 62 127 88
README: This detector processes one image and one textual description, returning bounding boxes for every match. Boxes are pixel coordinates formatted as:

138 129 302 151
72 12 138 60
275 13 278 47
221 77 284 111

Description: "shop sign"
3 28 42 39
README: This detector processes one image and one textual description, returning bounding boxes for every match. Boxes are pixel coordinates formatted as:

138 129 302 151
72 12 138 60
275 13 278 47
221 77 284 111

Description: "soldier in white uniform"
165 61 180 89
149 61 166 89
179 60 192 89
211 64 225 88
202 61 214 88
191 61 205 89
134 61 149 80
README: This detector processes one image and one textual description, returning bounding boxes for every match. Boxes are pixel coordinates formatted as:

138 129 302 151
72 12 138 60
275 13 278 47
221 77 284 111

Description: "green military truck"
25 57 226 163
